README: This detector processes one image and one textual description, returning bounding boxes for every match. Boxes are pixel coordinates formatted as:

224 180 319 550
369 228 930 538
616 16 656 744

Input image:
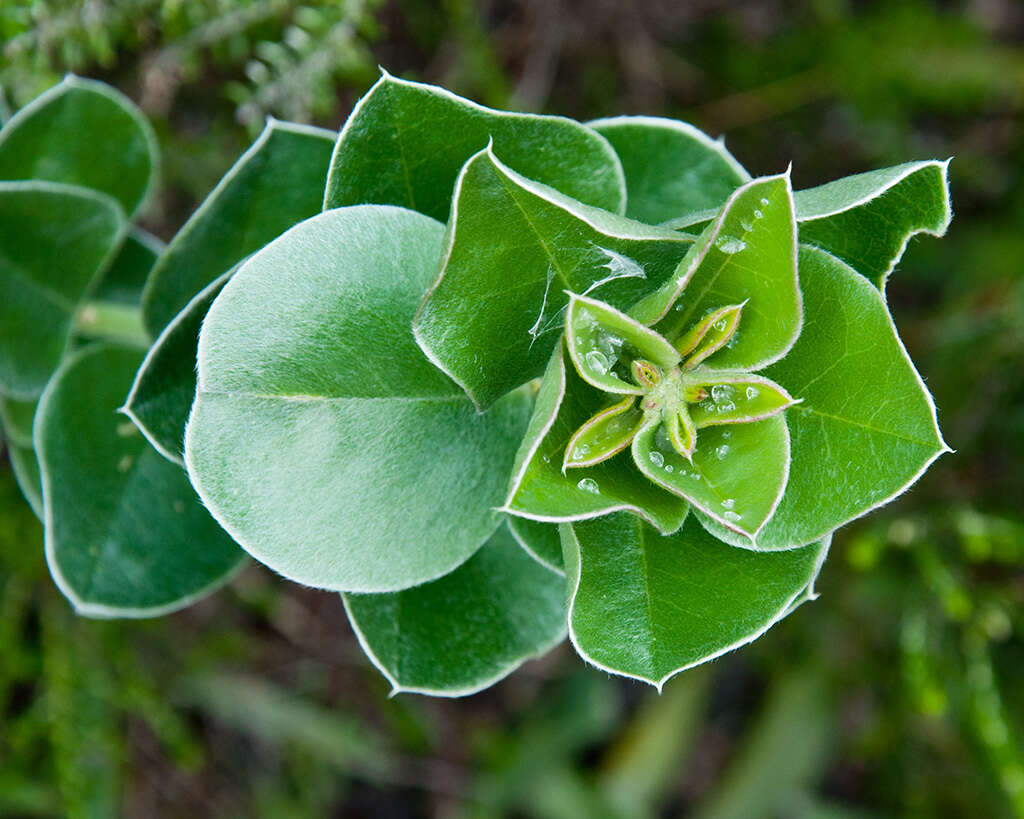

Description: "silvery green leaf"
186 206 532 593
141 119 335 335
563 513 828 689
124 270 233 464
343 522 567 697
590 115 749 224
36 344 246 616
795 160 952 288
502 346 690 535
413 147 692 409
0 181 125 398
0 75 157 218
324 71 626 220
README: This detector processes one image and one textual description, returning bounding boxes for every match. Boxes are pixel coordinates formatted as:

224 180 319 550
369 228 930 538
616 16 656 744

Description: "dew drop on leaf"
577 477 600 494
745 385 760 399
724 510 742 522
649 450 665 468
754 209 764 219
760 197 770 206
714 235 746 255
715 445 730 460
722 498 736 509
585 350 610 374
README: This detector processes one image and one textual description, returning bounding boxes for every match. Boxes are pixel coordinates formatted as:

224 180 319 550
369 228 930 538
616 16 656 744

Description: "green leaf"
687 372 798 427
747 245 949 550
502 346 690 535
589 116 749 224
124 270 233 465
563 395 644 470
413 147 692 409
632 415 790 540
186 205 532 593
7 437 43 520
795 160 951 288
507 516 565 573
0 394 35 448
0 181 125 398
141 119 335 336
565 293 680 395
631 174 801 374
324 71 625 221
0 75 157 218
90 227 163 307
35 343 245 616
563 513 828 688
343 522 567 696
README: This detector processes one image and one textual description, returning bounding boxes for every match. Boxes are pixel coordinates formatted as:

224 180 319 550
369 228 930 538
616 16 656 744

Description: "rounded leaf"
344 523 567 697
0 75 157 218
186 205 533 592
36 344 245 617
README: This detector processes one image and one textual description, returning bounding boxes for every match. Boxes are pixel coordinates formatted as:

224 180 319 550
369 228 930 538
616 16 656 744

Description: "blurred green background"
2 1 1023 816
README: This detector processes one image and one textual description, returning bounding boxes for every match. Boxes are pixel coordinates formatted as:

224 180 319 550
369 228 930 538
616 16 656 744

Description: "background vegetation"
1 1 1022 816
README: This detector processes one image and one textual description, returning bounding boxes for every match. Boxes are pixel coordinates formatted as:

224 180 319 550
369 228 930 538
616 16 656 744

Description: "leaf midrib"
198 388 466 405
793 403 940 449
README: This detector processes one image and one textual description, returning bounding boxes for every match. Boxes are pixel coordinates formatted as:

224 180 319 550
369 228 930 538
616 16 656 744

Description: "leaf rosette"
0 73 954 696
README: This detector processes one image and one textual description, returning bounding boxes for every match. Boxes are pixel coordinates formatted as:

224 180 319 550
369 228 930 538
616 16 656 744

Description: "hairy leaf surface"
0 181 125 398
324 71 625 220
36 344 245 616
141 120 335 335
563 514 827 688
590 116 749 224
414 148 692 409
795 160 951 287
344 523 567 696
187 206 532 593
0 75 157 218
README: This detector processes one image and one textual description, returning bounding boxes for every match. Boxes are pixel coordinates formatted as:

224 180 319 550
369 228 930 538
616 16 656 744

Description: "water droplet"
542 454 551 463
585 350 610 374
575 336 583 345
718 402 737 413
740 220 753 232
754 209 763 219
665 464 674 473
596 332 624 359
674 303 684 311
577 477 599 494
722 430 732 439
715 445 730 460
721 498 736 509
714 319 728 332
700 400 715 413
745 385 760 399
649 451 665 468
724 510 742 522
711 384 735 404
760 197 770 206
714 235 746 255
117 455 134 473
